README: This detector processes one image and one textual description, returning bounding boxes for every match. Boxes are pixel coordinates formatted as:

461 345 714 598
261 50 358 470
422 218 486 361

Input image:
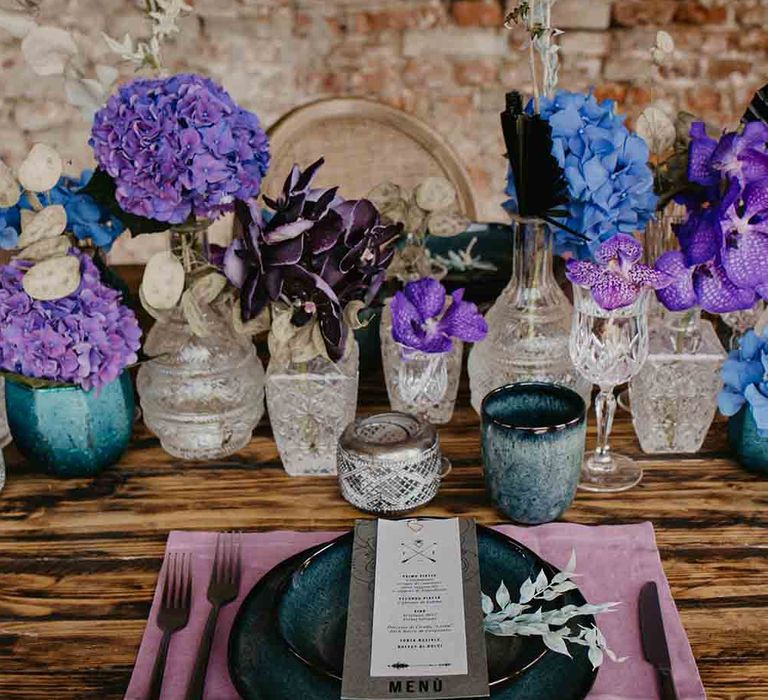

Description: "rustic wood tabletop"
0 376 766 699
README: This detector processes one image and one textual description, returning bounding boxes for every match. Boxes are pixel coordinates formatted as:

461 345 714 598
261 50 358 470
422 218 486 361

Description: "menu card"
342 518 489 700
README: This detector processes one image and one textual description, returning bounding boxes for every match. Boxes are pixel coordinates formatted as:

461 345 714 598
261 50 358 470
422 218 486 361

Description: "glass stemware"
396 346 450 418
569 286 650 492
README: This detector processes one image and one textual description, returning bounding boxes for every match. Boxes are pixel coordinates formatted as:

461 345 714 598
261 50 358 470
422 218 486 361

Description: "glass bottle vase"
467 216 591 412
266 341 359 476
137 226 266 460
380 302 462 424
629 310 725 454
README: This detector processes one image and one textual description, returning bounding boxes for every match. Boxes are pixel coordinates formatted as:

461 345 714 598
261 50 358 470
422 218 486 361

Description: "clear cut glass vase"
629 309 725 454
380 302 462 424
137 227 265 460
266 341 359 476
467 215 591 412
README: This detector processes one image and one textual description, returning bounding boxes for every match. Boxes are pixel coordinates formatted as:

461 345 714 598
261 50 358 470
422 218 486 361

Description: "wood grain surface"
0 374 766 700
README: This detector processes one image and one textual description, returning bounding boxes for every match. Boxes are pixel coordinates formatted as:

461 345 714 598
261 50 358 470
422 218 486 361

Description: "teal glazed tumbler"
481 382 587 524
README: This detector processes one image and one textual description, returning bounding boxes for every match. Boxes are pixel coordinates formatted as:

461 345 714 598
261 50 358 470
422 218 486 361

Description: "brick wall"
2 0 767 258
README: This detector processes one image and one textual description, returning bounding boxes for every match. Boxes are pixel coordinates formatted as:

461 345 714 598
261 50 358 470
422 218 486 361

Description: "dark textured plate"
228 527 598 700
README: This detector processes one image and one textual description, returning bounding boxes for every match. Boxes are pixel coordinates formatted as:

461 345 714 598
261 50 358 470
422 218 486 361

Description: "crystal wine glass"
569 286 650 492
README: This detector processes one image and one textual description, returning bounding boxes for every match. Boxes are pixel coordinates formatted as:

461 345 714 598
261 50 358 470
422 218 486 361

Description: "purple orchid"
656 121 768 314
391 278 487 353
566 234 672 311
224 158 401 361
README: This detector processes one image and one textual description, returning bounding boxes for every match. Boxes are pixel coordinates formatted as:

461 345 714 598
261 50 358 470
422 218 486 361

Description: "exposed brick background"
1 0 767 258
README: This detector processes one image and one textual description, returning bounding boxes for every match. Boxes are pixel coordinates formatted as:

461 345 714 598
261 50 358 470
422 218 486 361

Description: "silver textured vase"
467 215 591 412
137 309 265 460
629 311 725 454
266 342 359 476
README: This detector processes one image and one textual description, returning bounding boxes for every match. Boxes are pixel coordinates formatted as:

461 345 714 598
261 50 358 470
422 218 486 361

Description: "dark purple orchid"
224 158 401 361
566 234 672 311
657 121 768 314
391 278 487 353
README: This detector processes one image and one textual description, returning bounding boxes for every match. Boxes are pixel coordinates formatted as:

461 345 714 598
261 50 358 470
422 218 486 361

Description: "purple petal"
628 263 673 290
223 238 247 288
591 272 639 310
687 122 719 187
654 251 697 311
565 260 601 287
391 292 425 348
594 233 642 265
721 227 768 289
693 261 756 313
404 278 446 321
439 289 488 342
743 177 768 217
264 219 315 244
676 210 721 267
308 210 343 254
266 236 303 266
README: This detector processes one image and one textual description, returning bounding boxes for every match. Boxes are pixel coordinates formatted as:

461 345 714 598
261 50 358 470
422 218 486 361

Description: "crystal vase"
629 310 725 454
467 216 591 412
137 227 265 460
570 287 650 492
266 342 359 476
380 302 461 424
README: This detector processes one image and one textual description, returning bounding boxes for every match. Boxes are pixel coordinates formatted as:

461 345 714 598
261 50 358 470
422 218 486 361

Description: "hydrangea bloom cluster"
90 73 270 224
0 171 126 251
566 234 671 310
224 158 401 361
506 91 657 258
718 328 768 436
657 121 768 313
0 250 141 391
391 278 488 353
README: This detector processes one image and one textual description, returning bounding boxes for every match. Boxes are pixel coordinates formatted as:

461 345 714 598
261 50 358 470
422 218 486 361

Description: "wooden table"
0 379 766 699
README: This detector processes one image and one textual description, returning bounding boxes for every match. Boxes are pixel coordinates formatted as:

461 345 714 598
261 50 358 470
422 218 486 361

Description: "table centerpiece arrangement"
220 158 402 475
467 3 657 412
0 144 141 478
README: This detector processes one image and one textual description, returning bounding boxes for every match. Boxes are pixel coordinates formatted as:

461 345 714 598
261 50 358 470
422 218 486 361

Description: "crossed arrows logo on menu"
400 538 438 564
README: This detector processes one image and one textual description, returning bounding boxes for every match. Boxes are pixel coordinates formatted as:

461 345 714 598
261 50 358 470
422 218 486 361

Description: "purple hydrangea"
566 234 672 310
506 91 658 258
391 278 488 353
659 121 768 313
90 74 270 224
0 250 141 391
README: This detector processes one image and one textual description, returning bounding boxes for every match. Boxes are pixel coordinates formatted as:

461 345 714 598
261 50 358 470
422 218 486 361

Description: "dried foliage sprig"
482 551 626 670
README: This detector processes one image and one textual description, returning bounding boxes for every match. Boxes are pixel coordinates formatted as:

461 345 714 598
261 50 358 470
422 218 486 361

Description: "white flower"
21 25 78 76
656 30 675 54
636 106 677 155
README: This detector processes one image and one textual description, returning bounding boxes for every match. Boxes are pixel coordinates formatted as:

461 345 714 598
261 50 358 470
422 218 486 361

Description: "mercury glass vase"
137 226 265 461
380 302 461 424
467 216 591 413
266 341 359 476
629 310 725 454
570 286 650 492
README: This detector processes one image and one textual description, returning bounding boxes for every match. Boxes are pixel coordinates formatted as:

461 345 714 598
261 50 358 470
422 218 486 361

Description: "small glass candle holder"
337 412 451 515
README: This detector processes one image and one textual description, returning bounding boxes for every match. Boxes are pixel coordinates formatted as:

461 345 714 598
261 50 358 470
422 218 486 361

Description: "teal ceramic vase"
481 382 587 524
5 371 134 477
728 405 768 476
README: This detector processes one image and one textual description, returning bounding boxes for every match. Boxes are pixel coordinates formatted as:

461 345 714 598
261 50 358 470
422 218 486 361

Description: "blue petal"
745 384 768 431
717 388 746 416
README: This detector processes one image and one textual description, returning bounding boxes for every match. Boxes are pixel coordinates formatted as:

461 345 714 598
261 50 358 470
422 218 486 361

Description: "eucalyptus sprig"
481 551 626 670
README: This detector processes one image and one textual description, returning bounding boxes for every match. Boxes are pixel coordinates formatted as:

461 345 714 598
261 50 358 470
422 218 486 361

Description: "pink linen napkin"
125 523 705 700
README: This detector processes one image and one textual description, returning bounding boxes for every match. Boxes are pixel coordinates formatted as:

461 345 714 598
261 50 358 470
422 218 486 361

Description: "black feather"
743 83 768 124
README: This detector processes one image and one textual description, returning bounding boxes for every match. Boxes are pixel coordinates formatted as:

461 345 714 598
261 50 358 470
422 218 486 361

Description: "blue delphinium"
718 328 768 436
505 90 657 259
0 171 126 251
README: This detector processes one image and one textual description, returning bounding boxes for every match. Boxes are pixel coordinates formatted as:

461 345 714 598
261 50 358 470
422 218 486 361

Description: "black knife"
639 581 679 700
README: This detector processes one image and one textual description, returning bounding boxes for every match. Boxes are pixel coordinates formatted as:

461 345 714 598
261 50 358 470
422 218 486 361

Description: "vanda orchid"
566 234 672 310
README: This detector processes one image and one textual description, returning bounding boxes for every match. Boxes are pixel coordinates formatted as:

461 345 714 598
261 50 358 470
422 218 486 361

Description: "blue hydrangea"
505 90 658 259
718 328 768 436
0 171 126 251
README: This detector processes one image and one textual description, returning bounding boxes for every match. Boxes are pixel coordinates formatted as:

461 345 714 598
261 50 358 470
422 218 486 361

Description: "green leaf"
79 168 169 236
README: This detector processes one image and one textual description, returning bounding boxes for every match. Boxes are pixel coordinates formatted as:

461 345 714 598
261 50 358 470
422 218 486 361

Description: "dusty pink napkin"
125 523 705 700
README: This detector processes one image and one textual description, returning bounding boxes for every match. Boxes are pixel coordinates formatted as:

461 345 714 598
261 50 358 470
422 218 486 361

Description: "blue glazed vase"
481 382 587 524
5 371 134 477
728 405 768 476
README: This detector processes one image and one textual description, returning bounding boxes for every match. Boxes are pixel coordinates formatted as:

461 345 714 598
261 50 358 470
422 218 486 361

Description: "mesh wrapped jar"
337 412 450 514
